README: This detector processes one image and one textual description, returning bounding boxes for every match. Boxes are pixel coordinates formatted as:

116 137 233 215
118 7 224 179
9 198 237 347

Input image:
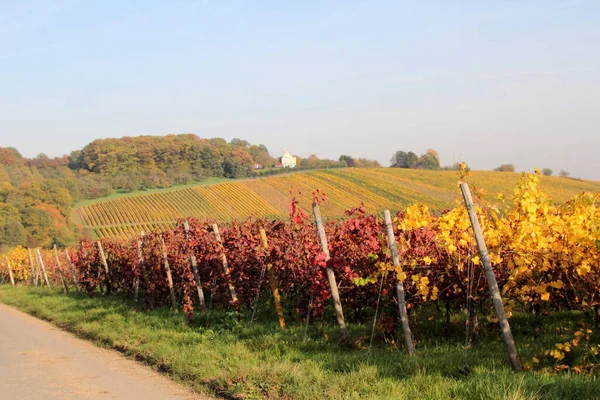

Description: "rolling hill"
73 168 600 240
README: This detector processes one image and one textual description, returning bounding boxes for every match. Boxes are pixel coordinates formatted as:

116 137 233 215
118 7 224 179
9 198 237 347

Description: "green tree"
0 181 12 202
21 206 53 247
542 168 553 176
339 155 356 167
200 146 224 177
298 154 318 168
248 144 272 167
230 138 250 148
391 151 418 168
222 148 254 178
355 158 381 168
0 203 25 248
41 180 73 215
68 150 83 169
0 219 27 247
417 149 440 170
494 164 515 172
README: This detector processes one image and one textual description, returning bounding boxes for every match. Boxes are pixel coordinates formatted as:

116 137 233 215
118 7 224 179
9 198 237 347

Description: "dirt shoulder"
0 303 212 400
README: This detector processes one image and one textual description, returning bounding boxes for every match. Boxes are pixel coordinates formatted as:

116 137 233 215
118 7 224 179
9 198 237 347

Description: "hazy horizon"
1 1 599 179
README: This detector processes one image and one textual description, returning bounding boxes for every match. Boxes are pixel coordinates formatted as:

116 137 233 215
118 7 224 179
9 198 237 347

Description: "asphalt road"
0 303 211 400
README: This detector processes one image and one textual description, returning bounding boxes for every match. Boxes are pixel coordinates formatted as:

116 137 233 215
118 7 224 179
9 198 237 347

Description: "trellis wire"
464 246 475 366
206 276 218 324
250 265 267 327
368 273 386 354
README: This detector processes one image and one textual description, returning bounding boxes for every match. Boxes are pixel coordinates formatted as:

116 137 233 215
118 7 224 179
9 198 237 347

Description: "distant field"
74 168 600 240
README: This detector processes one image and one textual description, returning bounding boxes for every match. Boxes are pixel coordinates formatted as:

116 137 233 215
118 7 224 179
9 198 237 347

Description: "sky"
1 0 599 179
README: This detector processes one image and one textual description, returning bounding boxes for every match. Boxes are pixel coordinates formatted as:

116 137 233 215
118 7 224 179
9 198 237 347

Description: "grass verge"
0 285 598 399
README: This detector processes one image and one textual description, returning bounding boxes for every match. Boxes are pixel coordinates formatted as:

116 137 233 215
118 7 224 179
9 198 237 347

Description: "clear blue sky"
1 0 599 179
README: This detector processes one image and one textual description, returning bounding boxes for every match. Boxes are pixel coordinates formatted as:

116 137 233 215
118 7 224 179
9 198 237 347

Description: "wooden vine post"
64 249 80 293
259 228 286 329
52 245 69 293
97 241 112 294
35 248 51 288
160 235 178 311
134 232 145 304
183 221 207 312
28 248 38 286
460 182 522 372
35 251 42 285
383 210 415 355
28 248 36 286
7 259 15 286
312 202 349 343
212 224 238 305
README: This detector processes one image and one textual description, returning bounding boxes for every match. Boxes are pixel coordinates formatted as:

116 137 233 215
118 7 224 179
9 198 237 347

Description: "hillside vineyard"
76 168 600 240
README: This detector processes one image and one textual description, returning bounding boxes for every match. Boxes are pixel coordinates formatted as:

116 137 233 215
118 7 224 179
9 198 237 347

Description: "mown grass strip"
0 286 598 400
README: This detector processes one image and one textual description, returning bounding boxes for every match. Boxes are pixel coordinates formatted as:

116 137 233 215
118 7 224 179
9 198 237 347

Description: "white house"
279 150 297 168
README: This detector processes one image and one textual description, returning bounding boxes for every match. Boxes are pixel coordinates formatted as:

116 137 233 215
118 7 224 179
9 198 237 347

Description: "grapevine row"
5 172 600 366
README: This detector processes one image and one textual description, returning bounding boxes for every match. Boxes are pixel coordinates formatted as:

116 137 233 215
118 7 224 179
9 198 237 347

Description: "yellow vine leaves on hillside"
4 246 31 282
388 169 599 311
502 172 600 305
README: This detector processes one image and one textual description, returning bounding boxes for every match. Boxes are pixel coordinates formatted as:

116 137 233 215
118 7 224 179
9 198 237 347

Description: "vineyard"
3 170 600 378
73 168 600 240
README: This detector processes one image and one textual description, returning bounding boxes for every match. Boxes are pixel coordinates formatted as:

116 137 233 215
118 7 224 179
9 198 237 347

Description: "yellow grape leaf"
576 263 591 276
534 285 547 294
489 253 503 265
548 280 564 289
541 292 550 301
487 315 499 323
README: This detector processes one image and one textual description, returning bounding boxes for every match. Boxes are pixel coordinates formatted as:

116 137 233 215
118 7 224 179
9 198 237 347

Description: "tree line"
0 148 80 250
390 149 441 170
1 136 577 250
0 135 379 249
69 135 379 185
391 149 570 177
493 164 570 177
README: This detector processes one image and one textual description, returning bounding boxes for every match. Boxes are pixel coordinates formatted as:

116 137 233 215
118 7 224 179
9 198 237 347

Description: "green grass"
73 177 231 208
1 285 598 399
